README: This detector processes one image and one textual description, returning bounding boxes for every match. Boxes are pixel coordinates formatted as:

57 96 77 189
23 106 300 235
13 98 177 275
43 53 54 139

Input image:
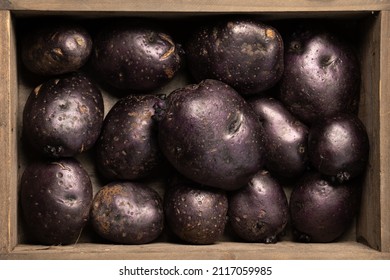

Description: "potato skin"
228 170 289 243
91 19 182 91
248 97 308 178
279 24 360 124
289 172 359 243
308 113 369 183
95 95 164 181
185 18 284 95
23 72 104 158
21 24 92 76
91 182 164 244
20 158 93 245
158 79 265 191
164 177 228 245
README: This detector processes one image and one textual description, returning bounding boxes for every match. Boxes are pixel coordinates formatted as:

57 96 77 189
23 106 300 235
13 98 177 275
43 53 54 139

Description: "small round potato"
21 23 92 76
91 182 164 244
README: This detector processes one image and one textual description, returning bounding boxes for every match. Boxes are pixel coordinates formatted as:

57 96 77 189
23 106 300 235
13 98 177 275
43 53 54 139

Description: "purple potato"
157 79 265 191
186 18 284 95
308 113 369 182
91 19 183 91
23 72 104 158
278 23 360 124
248 96 308 178
20 158 93 245
290 172 360 243
164 176 228 245
21 23 92 76
228 170 289 243
91 181 164 244
95 94 165 181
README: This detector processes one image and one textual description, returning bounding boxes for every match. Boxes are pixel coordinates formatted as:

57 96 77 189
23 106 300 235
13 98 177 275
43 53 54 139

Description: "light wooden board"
0 10 18 254
0 0 389 12
1 241 390 260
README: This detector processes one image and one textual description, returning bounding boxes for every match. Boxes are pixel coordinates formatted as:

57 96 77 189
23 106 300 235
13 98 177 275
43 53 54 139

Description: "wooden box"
1 0 390 259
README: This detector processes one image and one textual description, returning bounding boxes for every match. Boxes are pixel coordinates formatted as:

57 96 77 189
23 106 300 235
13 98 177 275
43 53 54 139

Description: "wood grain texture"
1 242 389 260
0 10 18 254
0 0 389 12
356 12 382 251
380 10 390 253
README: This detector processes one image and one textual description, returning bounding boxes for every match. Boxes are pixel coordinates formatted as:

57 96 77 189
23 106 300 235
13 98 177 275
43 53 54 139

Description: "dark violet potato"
157 79 265 191
228 170 289 243
308 113 369 183
95 94 165 181
164 176 228 245
248 96 308 178
90 181 164 245
20 158 93 245
185 18 284 95
289 172 360 243
21 23 92 76
23 72 104 158
91 19 183 91
278 23 360 124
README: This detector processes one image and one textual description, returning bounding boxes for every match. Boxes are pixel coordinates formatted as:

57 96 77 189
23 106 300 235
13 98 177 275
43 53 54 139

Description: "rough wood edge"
380 10 390 253
0 10 18 254
0 0 390 12
1 241 389 260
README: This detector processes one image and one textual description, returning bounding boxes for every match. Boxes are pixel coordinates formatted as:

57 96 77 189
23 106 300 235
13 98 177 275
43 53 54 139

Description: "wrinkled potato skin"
20 158 93 245
21 24 92 76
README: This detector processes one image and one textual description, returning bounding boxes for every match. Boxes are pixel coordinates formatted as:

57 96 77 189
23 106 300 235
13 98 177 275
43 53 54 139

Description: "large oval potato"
157 79 265 191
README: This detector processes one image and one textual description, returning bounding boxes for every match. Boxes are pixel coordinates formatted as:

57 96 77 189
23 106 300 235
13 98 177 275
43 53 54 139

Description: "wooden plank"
1 242 389 260
1 0 389 13
0 10 18 254
380 10 390 253
356 12 382 251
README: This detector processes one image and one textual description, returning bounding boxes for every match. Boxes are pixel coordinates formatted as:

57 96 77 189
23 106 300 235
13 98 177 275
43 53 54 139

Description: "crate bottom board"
1 241 389 260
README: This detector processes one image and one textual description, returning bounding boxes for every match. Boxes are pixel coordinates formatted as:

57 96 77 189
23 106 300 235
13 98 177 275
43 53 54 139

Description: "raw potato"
91 182 164 244
91 19 183 91
248 96 308 178
279 23 360 124
23 72 104 158
157 79 265 191
95 94 165 181
308 113 369 182
164 176 228 245
185 17 284 95
289 172 360 243
21 23 92 76
20 158 93 245
228 170 289 243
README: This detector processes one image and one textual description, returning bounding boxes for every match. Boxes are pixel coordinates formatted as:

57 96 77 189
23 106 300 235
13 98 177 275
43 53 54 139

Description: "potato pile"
19 16 368 246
